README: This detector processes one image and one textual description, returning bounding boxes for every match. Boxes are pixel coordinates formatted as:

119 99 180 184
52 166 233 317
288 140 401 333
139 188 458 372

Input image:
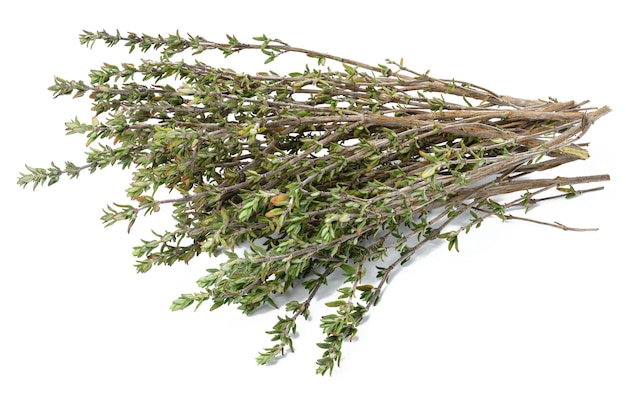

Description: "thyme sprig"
18 30 610 375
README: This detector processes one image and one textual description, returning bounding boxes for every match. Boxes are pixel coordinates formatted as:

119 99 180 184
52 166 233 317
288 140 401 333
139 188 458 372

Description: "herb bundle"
18 31 610 375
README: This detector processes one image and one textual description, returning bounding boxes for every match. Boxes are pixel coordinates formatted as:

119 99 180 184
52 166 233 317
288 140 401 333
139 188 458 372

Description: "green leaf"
264 208 284 218
170 295 194 311
340 264 356 277
421 164 439 179
559 146 589 160
325 300 346 308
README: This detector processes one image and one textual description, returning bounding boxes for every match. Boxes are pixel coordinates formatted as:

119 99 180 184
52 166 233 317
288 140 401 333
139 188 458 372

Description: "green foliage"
17 31 610 375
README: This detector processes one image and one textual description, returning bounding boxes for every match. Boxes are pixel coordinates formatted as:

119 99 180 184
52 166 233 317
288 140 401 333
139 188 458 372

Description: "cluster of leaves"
18 30 610 375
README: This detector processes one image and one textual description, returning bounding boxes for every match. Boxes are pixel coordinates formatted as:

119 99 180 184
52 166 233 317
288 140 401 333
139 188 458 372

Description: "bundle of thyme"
18 31 610 375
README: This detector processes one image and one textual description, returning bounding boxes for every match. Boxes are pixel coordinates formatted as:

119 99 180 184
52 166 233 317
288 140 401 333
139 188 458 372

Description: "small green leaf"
265 208 284 218
340 264 356 277
559 146 589 160
170 295 194 311
421 164 439 179
325 300 346 308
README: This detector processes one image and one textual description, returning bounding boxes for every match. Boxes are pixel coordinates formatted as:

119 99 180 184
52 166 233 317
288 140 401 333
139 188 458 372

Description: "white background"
1 1 624 397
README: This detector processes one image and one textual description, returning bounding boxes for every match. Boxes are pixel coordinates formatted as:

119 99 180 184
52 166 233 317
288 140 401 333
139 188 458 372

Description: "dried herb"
17 30 610 375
